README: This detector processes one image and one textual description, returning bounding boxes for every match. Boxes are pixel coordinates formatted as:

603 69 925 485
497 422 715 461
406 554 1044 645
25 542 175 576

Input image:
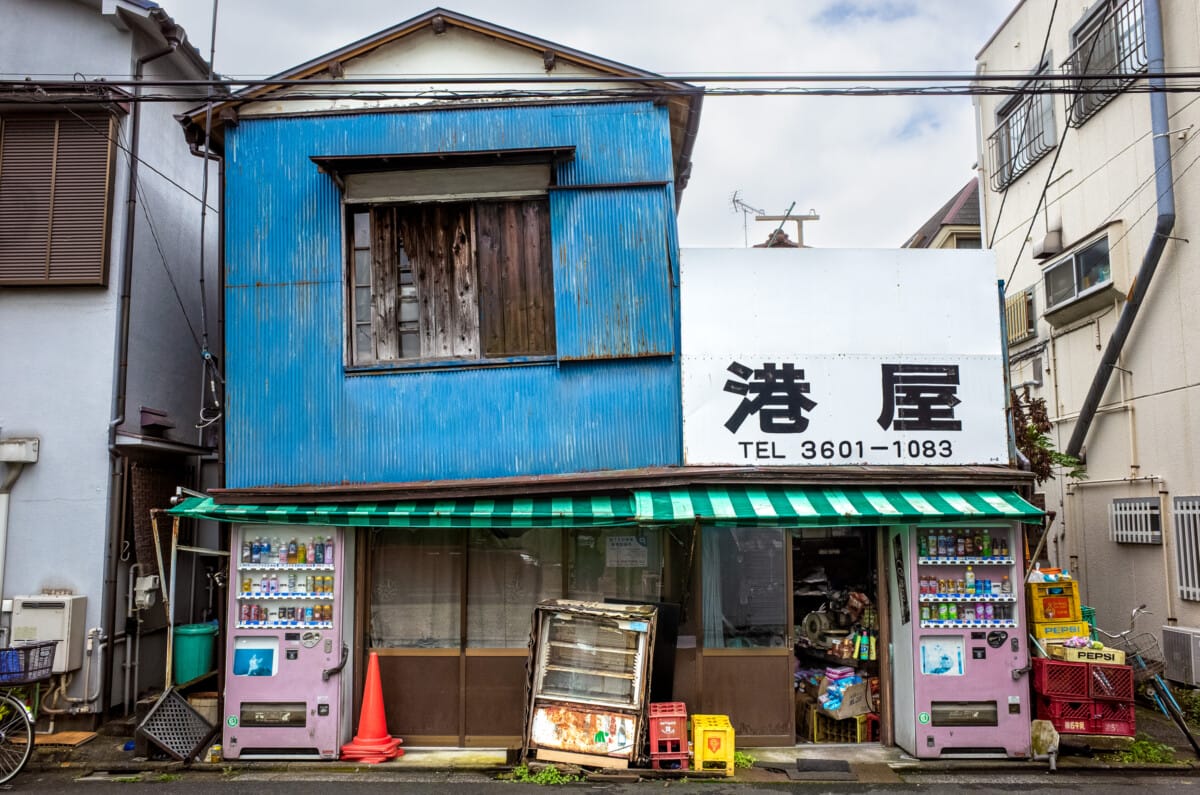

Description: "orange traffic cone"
340 651 404 763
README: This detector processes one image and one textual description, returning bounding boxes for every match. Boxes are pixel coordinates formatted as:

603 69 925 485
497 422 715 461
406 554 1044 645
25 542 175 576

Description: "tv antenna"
731 191 765 247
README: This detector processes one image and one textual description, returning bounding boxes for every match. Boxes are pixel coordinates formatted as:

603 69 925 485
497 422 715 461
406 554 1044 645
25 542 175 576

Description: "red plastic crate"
1088 663 1134 702
1033 657 1089 699
1035 696 1093 722
1046 715 1092 735
649 702 688 755
650 752 690 770
1090 700 1136 736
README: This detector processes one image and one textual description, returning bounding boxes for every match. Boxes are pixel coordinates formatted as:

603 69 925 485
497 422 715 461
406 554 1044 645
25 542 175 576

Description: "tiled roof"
903 178 980 248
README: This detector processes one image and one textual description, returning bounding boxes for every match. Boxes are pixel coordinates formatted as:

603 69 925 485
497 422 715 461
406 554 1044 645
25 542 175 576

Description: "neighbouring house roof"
902 178 980 248
753 229 801 248
181 7 702 203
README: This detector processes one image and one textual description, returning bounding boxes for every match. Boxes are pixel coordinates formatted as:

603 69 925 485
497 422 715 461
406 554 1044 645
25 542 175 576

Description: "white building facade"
975 0 1200 646
0 0 220 718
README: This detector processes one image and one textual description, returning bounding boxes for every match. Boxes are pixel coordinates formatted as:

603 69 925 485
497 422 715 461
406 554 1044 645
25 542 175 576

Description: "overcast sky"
166 0 1016 248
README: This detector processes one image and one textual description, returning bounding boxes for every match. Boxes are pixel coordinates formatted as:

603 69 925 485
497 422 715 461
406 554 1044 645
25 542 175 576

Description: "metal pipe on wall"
102 23 181 723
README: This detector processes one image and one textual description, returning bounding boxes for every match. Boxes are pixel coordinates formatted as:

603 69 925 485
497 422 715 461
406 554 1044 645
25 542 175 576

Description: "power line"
6 83 1200 107
5 70 1200 88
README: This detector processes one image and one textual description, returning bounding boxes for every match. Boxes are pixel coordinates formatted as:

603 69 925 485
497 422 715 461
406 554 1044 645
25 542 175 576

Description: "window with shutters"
0 113 117 286
348 199 555 366
987 62 1056 191
1063 0 1146 127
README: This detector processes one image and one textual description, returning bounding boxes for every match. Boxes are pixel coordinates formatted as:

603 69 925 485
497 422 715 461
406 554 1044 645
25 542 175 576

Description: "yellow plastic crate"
1028 581 1082 622
811 709 870 743
1031 619 1091 643
691 714 735 776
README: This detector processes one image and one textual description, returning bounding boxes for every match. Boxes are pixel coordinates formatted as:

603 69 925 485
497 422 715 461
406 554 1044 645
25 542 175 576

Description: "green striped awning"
168 495 637 528
633 487 1042 525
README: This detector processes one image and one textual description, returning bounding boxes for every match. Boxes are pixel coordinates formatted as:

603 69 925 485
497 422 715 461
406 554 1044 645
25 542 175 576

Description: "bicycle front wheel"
0 692 34 784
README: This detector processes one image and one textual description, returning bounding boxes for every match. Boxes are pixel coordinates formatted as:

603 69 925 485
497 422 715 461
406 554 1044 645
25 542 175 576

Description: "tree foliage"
1011 389 1086 484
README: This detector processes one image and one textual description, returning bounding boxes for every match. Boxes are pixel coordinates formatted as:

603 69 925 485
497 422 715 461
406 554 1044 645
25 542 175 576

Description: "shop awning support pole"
150 510 179 688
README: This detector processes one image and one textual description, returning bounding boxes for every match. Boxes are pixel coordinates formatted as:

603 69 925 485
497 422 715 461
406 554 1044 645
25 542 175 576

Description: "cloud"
814 2 919 27
163 0 1016 248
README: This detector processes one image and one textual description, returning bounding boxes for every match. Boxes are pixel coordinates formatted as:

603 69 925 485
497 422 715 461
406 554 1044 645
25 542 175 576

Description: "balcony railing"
988 92 1054 191
1062 0 1147 127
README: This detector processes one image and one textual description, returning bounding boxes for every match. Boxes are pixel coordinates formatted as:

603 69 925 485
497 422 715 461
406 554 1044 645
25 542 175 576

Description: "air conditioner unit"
10 595 87 674
1161 625 1200 686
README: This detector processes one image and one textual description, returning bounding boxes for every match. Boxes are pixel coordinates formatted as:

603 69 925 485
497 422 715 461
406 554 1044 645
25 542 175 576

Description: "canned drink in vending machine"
241 577 252 594
305 606 315 623
240 603 250 622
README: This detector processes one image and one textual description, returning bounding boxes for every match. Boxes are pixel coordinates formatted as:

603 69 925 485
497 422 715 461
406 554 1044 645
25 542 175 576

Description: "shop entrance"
791 526 883 744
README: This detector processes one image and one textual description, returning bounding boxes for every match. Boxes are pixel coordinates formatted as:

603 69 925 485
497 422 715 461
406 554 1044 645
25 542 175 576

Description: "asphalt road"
12 767 1199 793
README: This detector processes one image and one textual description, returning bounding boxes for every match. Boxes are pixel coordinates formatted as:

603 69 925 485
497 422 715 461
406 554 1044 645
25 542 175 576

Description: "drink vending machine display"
889 524 1031 759
224 526 351 759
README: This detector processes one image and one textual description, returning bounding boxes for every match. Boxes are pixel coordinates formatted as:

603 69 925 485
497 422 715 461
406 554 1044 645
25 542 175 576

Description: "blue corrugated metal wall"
224 102 682 487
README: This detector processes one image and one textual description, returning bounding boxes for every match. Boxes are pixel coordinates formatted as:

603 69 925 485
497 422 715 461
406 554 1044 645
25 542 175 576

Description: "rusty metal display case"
524 600 657 769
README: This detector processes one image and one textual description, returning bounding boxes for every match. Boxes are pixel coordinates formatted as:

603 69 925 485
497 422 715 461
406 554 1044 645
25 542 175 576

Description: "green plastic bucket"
173 623 218 684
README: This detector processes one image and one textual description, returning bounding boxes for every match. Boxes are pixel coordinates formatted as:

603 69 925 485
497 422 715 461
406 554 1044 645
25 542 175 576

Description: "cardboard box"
1048 645 1126 665
817 678 869 720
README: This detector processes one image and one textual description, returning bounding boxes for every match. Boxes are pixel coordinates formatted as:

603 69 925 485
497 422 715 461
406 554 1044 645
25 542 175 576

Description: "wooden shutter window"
476 199 554 357
0 114 115 285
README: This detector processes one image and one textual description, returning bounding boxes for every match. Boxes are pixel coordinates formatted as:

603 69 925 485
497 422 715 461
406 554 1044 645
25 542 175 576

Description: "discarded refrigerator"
223 526 354 759
887 523 1031 758
524 600 657 769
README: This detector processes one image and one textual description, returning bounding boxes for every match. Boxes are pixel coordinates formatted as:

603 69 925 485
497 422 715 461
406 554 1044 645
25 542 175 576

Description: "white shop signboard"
681 249 1008 466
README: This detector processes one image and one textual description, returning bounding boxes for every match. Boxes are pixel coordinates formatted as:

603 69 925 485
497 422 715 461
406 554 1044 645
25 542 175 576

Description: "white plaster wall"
1 1 220 708
240 24 630 117
977 0 1200 631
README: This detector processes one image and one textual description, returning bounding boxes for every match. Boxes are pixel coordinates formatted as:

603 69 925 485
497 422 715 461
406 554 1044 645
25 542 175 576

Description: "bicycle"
0 640 57 784
1094 605 1200 758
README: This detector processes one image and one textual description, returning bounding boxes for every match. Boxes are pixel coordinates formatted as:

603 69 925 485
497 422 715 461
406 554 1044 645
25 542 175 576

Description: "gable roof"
903 179 980 248
184 7 702 203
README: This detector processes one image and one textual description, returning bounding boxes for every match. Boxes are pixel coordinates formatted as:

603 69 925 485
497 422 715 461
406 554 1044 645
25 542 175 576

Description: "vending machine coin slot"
972 647 986 659
286 649 298 661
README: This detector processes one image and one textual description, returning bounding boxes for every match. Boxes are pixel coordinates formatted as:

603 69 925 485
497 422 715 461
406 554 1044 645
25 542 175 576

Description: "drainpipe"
0 437 40 622
101 24 181 722
1065 0 1174 459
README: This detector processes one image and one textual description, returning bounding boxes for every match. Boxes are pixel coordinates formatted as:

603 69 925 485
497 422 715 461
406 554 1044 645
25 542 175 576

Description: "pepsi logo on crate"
1032 620 1091 643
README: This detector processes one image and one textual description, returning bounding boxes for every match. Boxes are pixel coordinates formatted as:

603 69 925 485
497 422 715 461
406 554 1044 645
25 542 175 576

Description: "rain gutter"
1065 0 1175 459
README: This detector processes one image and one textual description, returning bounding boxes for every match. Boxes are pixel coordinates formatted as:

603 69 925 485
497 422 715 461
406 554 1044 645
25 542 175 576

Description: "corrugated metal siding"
552 185 675 360
224 101 681 487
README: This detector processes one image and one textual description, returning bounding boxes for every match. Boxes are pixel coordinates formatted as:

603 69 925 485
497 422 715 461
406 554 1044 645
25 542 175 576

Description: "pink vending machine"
223 525 353 759
887 523 1031 758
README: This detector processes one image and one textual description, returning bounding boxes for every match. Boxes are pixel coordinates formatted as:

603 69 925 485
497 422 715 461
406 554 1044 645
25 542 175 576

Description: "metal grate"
988 88 1055 191
1109 497 1161 544
1005 288 1036 344
1174 497 1200 601
137 689 217 762
1062 0 1147 127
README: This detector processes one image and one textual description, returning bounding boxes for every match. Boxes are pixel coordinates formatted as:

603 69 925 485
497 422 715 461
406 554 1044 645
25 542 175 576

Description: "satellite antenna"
731 191 766 247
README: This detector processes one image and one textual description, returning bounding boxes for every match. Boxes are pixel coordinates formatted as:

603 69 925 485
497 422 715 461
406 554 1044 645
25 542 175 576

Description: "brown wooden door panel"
699 653 793 744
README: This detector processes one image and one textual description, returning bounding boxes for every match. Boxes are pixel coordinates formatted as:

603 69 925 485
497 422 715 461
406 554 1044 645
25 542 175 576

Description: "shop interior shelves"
918 557 1014 566
237 563 335 571
796 645 880 674
237 592 335 600
918 594 1016 603
919 619 1017 629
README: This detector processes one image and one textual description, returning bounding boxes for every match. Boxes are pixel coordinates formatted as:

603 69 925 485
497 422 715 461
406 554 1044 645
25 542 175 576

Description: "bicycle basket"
1108 632 1166 682
0 640 58 685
